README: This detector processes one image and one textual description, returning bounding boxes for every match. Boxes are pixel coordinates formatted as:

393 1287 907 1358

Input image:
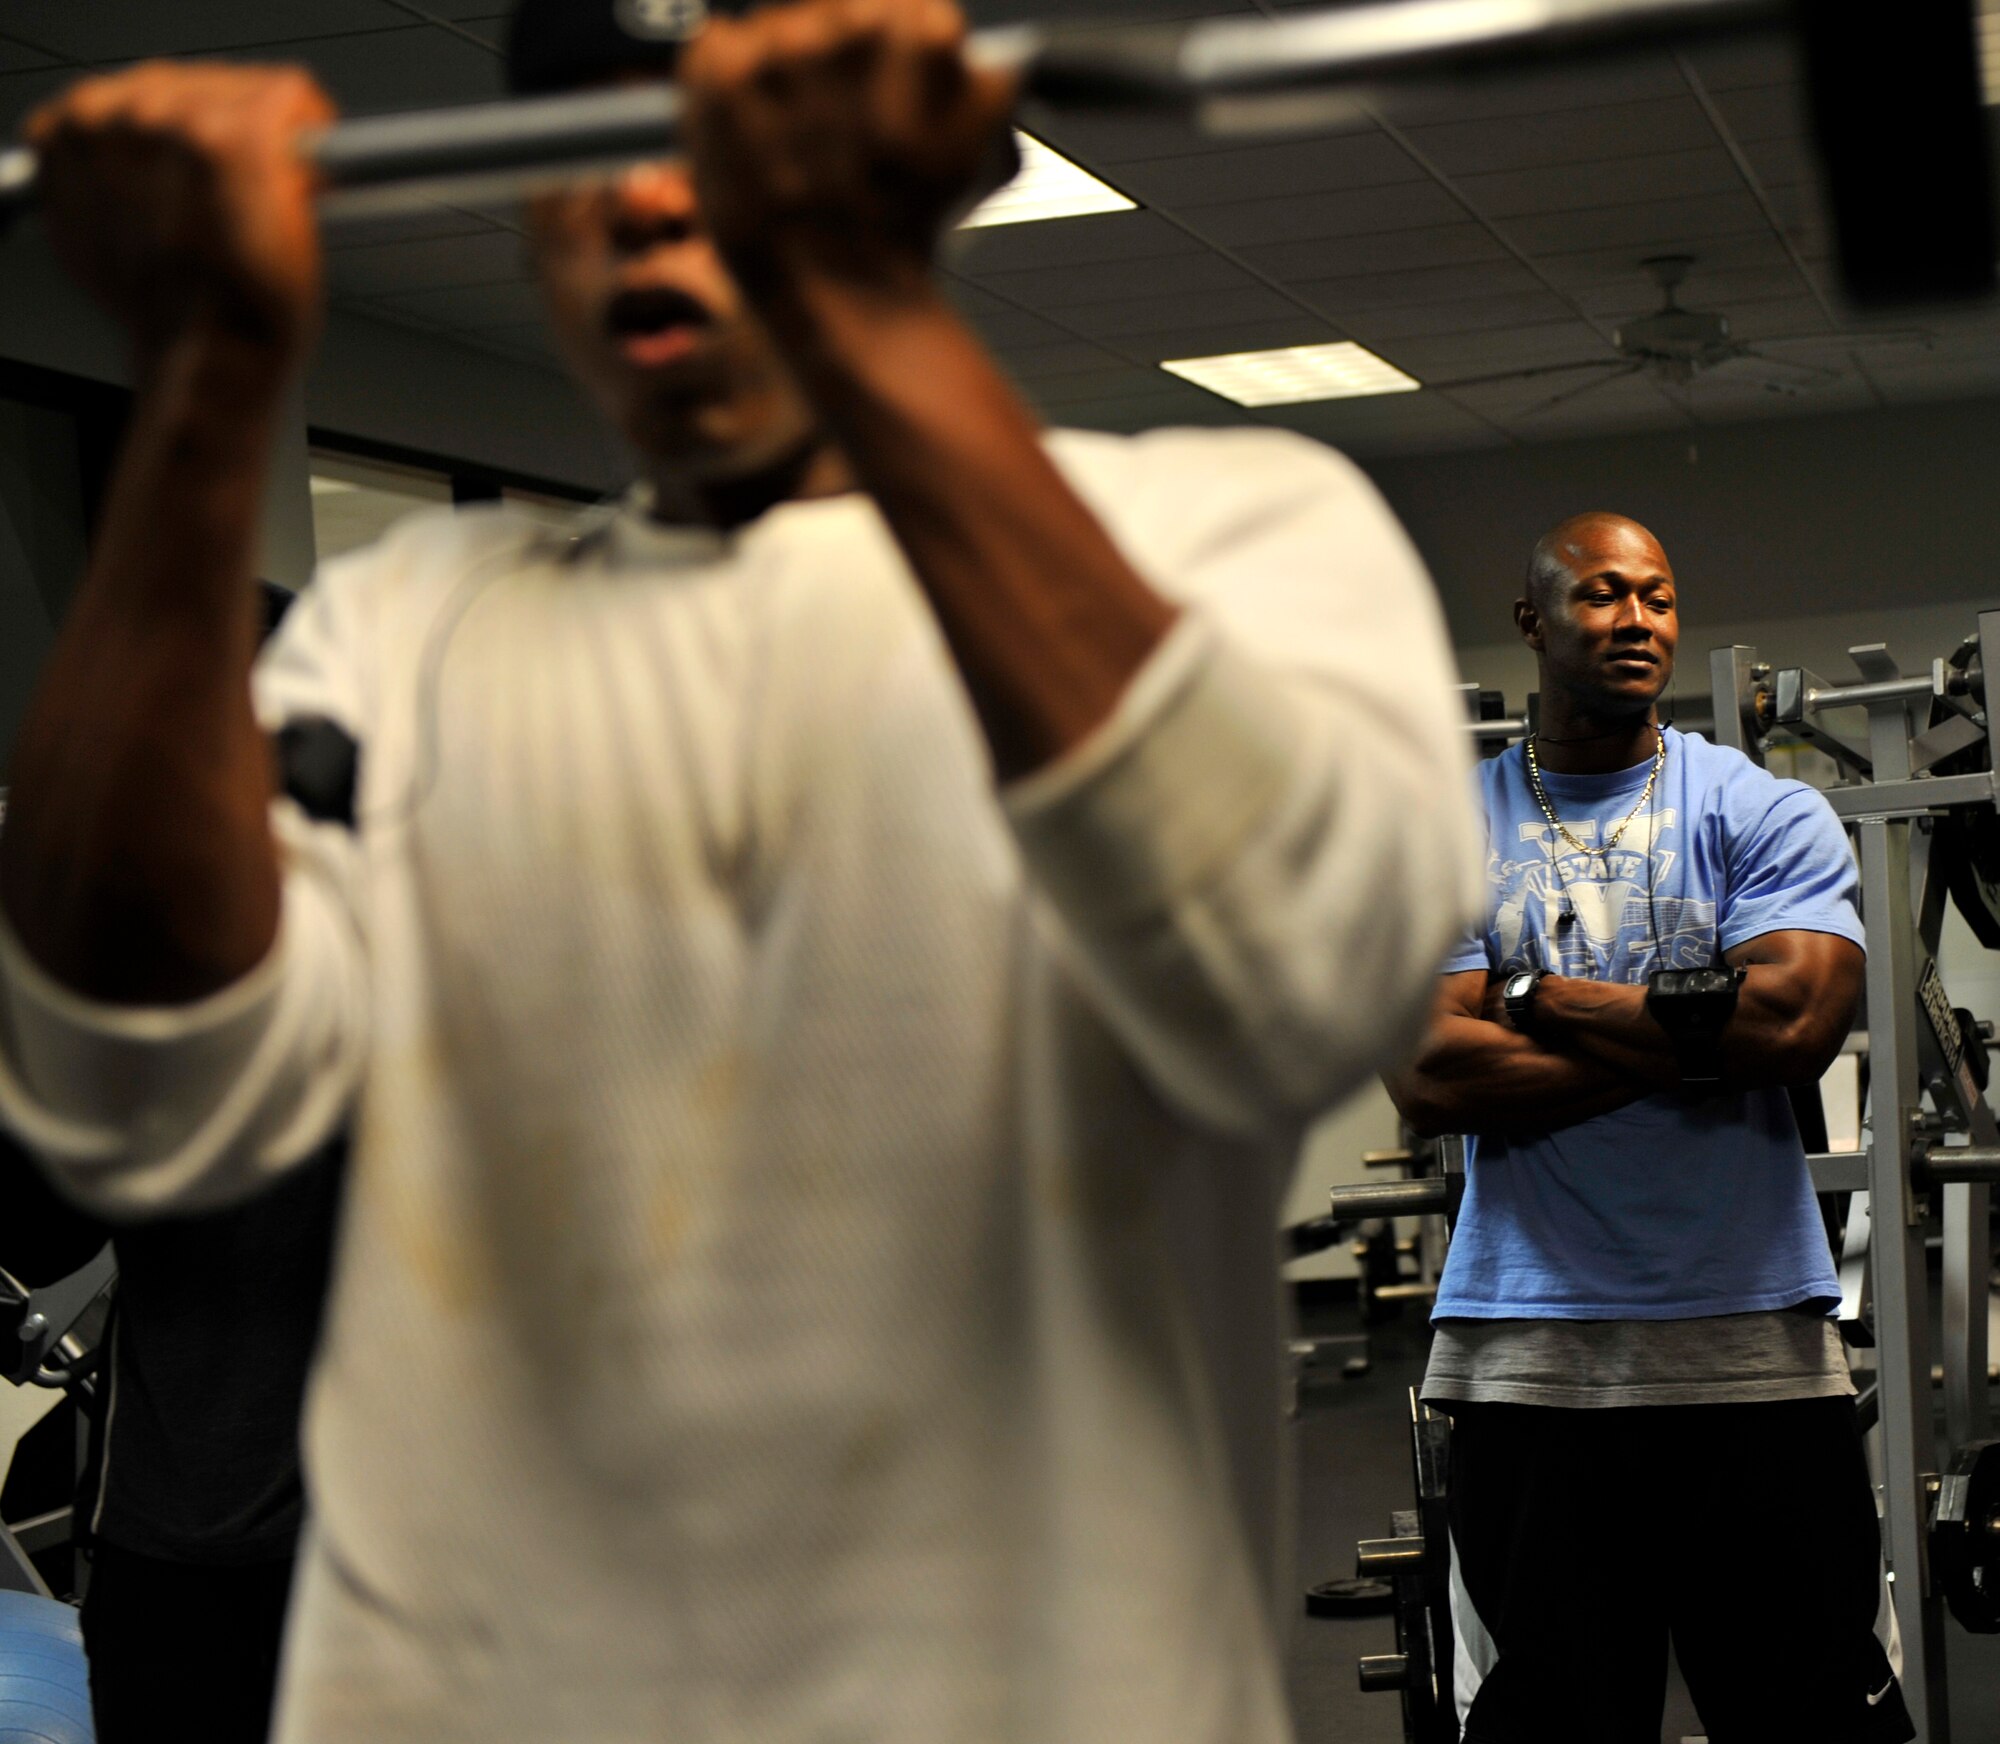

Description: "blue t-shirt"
1431 728 1860 1321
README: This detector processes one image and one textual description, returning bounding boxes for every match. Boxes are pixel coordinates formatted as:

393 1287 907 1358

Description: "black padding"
272 719 361 831
506 0 748 96
1799 0 1997 306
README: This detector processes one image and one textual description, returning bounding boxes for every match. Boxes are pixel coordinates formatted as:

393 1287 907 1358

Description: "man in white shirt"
0 2 1479 1739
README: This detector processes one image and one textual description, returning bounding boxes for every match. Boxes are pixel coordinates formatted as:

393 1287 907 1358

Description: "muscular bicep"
1723 929 1864 1079
1724 929 1864 1008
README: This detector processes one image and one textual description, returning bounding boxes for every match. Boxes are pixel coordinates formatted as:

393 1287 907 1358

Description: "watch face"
1504 971 1536 1000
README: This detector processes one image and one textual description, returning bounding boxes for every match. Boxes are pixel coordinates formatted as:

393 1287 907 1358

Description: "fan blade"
1753 328 1934 351
1420 358 1625 392
1518 360 1648 417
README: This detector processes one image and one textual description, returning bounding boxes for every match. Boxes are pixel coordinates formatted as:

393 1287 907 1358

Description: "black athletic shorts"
80 1542 296 1744
1441 1395 1915 1744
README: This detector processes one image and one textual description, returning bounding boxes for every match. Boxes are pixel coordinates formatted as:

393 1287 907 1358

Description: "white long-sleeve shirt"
0 427 1477 1744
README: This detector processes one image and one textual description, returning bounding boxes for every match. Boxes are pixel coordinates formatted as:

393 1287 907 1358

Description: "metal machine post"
1858 819 1948 1737
1707 645 1767 762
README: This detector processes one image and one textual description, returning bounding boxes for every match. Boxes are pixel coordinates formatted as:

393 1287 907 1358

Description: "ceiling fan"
1423 255 1932 417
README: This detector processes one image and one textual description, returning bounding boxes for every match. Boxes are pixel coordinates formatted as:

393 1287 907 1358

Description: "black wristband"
1646 966 1747 1086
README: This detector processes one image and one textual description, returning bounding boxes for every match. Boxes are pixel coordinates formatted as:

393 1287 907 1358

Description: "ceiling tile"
966 0 1246 19
1384 321 1612 381
2 2 414 61
13 0 1996 460
1122 316 1345 363
475 319 561 360
1681 367 1876 417
1371 57 1690 126
1024 107 1234 170
1344 289 1584 342
1575 262 1806 319
328 229 527 297
1178 181 1467 248
1028 366 1186 409
941 277 1012 316
1708 82 1809 145
1289 258 1550 316
0 35 60 73
949 210 1200 276
414 0 524 15
1454 147 1746 219
466 318 560 356
960 307 1082 349
369 278 547 328
968 251 1260 310
1058 284 1306 339
1044 388 1253 435
1679 36 1803 93
0 64 69 133
1498 190 1770 256
443 195 531 232
1872 358 2000 404
993 340 1134 380
1110 132 1422 208
1712 297 1840 342
451 15 509 52
290 25 504 115
1457 375 1687 439
1255 392 1501 457
324 205 502 250
1532 230 1792 292
1239 224 1507 284
1740 136 1819 192
1400 97 1715 176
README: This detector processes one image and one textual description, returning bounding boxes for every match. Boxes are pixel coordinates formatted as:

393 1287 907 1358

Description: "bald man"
1388 515 1912 1743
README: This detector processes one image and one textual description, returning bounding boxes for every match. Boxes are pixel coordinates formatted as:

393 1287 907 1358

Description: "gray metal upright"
1707 646 1761 759
1856 669 1947 1739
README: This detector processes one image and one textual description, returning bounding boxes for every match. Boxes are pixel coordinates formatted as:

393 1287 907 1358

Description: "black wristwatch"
1501 968 1546 1032
1646 966 1748 1086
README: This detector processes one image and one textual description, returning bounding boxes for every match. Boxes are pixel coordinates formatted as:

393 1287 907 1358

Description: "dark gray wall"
0 226 618 495
1364 397 2000 643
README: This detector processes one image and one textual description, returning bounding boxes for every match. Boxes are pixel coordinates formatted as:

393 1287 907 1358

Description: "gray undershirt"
1420 1309 1855 1408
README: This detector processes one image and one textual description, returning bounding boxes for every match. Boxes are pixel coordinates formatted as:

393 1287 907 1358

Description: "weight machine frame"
1330 626 2000 1742
1707 614 2000 1741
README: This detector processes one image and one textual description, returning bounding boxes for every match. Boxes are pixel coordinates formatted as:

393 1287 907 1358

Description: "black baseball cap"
507 0 749 96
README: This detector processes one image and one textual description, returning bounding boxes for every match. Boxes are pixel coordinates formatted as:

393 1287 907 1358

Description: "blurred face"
1518 519 1679 714
527 156 822 481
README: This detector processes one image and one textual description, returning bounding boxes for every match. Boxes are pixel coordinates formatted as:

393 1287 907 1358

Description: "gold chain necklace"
1524 728 1666 860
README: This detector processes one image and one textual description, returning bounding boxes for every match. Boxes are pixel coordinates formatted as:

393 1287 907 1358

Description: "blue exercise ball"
0 1591 92 1743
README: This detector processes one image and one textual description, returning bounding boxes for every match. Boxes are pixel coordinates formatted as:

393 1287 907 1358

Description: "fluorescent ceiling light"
1982 0 2000 103
958 132 1136 228
1161 341 1421 407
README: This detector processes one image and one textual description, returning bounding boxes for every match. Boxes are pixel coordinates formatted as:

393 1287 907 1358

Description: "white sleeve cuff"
0 870 362 1215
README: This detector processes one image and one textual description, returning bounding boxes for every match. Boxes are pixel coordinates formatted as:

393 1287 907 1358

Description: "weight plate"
1932 1438 2000 1633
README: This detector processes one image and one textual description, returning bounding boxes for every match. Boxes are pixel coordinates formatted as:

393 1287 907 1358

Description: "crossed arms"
1385 929 1864 1139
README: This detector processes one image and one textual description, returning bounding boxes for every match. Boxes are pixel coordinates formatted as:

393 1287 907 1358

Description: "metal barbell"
0 0 1991 306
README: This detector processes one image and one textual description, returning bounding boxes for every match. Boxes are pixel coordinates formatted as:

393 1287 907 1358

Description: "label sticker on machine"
1920 959 1966 1080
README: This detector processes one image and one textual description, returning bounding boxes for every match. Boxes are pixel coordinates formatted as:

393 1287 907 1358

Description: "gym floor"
1285 1306 2000 1744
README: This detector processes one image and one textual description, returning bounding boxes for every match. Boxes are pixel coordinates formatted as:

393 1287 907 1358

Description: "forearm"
1389 1015 1646 1137
1534 969 1840 1090
759 273 1176 780
0 332 284 1004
